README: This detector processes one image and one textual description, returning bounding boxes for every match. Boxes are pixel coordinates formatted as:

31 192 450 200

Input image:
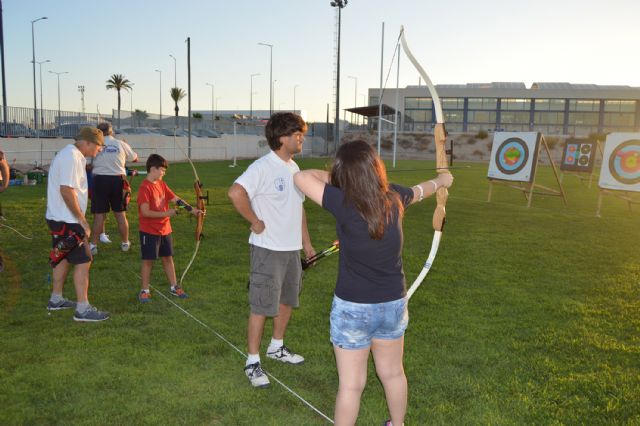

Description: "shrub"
545 136 559 150
399 139 414 149
588 132 608 142
475 130 489 139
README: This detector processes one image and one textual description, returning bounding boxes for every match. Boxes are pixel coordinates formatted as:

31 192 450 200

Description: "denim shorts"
330 295 409 350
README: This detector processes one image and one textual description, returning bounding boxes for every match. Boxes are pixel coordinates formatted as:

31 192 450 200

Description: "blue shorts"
330 295 409 350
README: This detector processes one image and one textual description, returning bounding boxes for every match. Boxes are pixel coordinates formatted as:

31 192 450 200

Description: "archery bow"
173 129 206 286
400 26 451 300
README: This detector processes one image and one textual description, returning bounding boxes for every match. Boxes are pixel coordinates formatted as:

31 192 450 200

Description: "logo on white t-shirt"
274 177 286 192
104 145 119 154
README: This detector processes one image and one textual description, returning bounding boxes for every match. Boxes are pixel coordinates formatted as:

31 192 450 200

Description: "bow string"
173 129 207 286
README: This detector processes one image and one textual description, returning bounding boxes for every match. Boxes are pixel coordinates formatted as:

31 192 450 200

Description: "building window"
568 112 599 126
467 111 496 123
405 109 432 122
603 113 635 127
501 98 530 111
604 100 636 113
467 98 497 110
441 98 464 109
568 99 600 112
501 111 530 124
370 96 379 106
405 97 432 109
534 99 565 111
534 112 564 125
444 111 464 123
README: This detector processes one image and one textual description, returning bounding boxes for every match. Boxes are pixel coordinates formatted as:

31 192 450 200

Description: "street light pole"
348 75 357 126
293 84 299 112
31 16 47 131
257 42 273 117
206 82 214 127
36 59 50 127
169 54 177 88
77 85 85 114
129 82 135 127
330 1 347 144
215 97 220 119
250 73 259 119
49 70 68 127
155 69 162 124
273 79 277 112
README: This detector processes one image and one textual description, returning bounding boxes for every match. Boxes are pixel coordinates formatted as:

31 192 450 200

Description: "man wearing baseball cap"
45 126 110 322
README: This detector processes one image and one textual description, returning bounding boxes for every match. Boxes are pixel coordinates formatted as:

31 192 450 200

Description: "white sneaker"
121 241 131 252
244 362 270 388
90 243 98 255
266 345 304 365
99 233 112 244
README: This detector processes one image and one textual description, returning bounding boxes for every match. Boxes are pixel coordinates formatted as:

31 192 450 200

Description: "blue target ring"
609 140 640 185
495 138 529 175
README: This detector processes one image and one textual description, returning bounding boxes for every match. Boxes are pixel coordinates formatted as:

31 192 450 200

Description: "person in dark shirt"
294 140 453 426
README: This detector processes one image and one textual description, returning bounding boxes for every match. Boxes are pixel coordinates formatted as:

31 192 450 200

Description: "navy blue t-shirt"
322 183 414 303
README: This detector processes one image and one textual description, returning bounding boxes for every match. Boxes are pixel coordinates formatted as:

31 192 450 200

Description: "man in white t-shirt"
45 127 110 322
229 112 315 388
89 122 138 254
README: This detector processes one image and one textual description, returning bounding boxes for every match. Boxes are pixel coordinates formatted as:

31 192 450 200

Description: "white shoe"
266 345 304 365
90 244 98 255
121 241 131 252
99 233 112 244
244 362 270 388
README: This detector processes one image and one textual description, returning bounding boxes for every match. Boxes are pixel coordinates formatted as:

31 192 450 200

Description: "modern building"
366 82 640 136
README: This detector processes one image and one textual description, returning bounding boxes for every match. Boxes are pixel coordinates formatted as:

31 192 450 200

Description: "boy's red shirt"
137 178 176 236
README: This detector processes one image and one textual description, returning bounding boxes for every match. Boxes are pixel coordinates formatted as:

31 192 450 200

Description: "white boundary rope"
143 280 334 424
0 221 33 240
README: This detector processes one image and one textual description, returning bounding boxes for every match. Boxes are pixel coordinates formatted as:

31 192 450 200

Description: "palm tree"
170 87 187 128
106 74 132 129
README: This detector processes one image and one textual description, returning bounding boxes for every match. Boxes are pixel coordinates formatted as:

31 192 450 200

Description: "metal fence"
0 104 338 140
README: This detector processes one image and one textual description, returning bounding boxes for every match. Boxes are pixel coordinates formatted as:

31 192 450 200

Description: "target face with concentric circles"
495 137 529 175
609 139 640 185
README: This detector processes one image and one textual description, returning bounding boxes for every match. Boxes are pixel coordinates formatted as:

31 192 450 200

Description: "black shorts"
91 175 125 214
47 220 91 265
139 231 174 260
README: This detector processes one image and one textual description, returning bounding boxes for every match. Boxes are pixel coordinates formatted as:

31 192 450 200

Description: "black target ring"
495 137 530 175
608 139 640 185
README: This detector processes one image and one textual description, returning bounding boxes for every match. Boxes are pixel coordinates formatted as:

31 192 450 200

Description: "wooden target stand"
595 189 640 217
487 134 567 208
559 140 604 189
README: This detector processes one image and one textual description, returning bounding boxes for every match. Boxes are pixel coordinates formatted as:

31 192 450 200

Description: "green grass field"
0 158 638 425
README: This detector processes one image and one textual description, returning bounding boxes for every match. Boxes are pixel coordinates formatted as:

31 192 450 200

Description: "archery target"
599 133 640 192
488 132 540 182
560 140 597 173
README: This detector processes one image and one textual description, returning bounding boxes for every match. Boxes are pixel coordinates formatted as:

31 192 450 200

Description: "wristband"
176 199 193 212
413 184 424 202
428 180 438 193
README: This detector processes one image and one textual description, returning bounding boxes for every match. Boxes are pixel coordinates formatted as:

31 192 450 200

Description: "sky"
2 0 640 122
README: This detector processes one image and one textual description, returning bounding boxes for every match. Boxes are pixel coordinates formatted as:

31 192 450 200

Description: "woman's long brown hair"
330 140 403 239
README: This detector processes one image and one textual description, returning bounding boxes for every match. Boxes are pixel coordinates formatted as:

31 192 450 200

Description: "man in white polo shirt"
228 112 315 388
46 127 110 322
